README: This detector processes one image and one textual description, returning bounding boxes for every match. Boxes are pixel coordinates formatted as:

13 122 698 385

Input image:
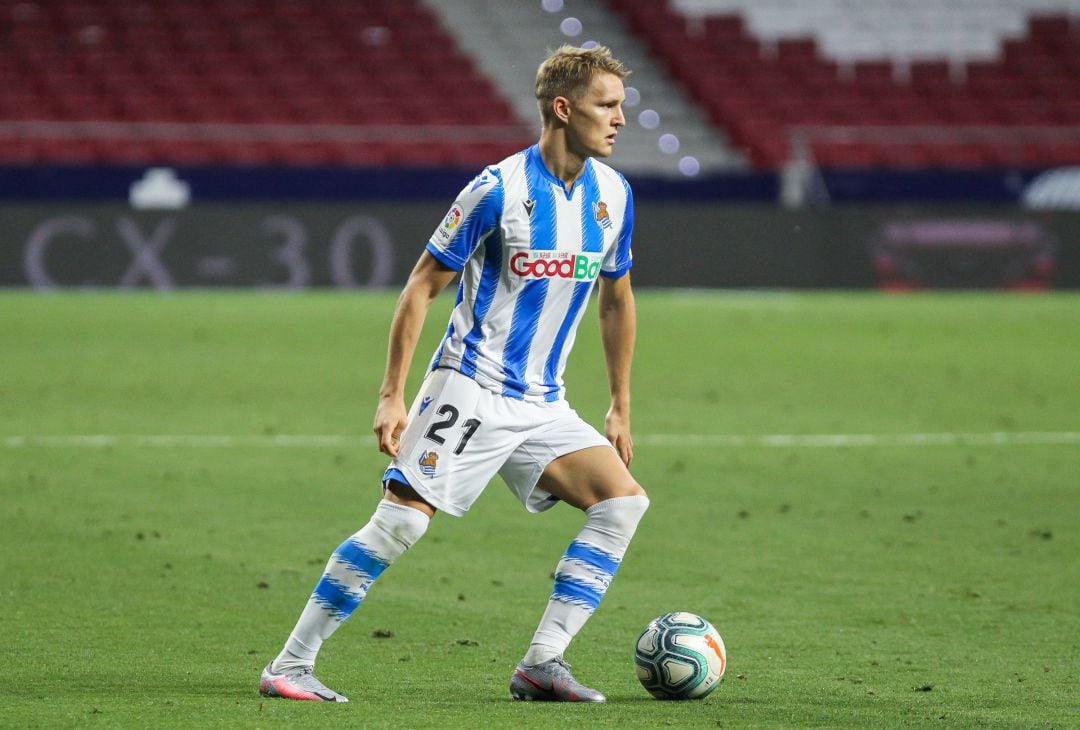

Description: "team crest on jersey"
418 450 439 477
593 201 613 230
435 204 464 243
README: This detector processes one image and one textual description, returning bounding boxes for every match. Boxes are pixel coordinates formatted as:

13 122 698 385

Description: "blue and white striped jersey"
425 144 634 402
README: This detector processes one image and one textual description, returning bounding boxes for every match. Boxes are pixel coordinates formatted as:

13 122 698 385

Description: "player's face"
566 71 626 159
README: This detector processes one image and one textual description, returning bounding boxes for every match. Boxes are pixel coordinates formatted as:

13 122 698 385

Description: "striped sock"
524 494 649 665
272 500 429 672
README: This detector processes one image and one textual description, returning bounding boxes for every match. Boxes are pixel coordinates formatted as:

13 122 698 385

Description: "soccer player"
259 44 649 704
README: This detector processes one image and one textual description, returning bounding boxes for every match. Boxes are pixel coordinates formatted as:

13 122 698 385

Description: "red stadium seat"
608 4 1080 169
4 1 1078 170
703 14 745 40
0 0 529 167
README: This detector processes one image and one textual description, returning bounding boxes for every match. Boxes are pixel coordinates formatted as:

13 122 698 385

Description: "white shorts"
382 367 613 517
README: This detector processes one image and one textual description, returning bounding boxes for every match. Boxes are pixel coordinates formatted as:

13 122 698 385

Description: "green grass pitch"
2 290 1078 728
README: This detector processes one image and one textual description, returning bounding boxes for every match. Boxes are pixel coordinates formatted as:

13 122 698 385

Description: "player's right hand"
374 397 408 457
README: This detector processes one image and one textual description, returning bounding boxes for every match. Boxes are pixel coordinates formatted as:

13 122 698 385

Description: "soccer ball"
634 612 727 700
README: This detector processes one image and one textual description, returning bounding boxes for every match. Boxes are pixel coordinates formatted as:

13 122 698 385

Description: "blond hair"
535 45 630 124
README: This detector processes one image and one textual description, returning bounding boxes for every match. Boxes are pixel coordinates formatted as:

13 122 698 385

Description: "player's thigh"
537 444 646 512
384 479 437 518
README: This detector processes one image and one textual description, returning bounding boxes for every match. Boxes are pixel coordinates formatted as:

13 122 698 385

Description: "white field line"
3 432 1080 449
1 434 353 448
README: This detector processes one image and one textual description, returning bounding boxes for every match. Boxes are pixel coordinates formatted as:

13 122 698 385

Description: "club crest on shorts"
418 450 439 477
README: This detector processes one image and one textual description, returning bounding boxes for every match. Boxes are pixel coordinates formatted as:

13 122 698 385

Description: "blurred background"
1 0 1079 291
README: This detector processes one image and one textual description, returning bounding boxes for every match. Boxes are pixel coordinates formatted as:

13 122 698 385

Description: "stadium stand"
420 0 745 175
611 0 1080 168
1 0 1078 172
0 0 533 166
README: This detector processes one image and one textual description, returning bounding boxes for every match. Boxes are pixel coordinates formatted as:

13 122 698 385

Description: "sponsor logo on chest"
509 250 603 281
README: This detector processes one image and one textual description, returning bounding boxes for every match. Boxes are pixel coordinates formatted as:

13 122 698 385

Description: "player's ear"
552 95 571 124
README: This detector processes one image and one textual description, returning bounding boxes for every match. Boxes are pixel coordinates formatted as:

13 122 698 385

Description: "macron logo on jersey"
509 250 604 281
470 173 492 192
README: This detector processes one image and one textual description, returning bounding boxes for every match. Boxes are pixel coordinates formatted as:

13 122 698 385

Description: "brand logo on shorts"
419 396 434 415
418 450 439 477
509 251 603 281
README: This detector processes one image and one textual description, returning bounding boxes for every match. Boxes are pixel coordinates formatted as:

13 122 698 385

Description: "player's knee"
587 493 650 537
626 480 648 500
371 499 430 550
609 476 647 503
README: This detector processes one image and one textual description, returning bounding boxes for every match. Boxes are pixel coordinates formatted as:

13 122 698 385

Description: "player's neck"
538 134 586 193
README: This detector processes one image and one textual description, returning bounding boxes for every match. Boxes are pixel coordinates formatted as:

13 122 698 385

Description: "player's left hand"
374 395 408 457
604 407 633 466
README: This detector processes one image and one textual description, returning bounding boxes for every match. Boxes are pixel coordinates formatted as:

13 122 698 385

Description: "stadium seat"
614 1 1080 169
0 0 530 167
3 0 1078 171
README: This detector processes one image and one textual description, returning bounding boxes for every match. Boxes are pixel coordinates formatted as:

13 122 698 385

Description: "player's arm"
374 251 458 456
597 272 636 466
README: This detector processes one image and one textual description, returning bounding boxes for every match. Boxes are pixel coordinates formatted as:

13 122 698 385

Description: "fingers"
378 434 398 457
374 397 409 457
375 420 405 457
608 430 633 467
604 408 633 467
378 433 399 457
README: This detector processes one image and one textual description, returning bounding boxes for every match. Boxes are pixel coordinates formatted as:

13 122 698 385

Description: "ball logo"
510 251 603 281
704 634 727 673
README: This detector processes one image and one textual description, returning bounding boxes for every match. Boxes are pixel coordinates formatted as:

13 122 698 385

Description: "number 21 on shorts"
424 403 482 456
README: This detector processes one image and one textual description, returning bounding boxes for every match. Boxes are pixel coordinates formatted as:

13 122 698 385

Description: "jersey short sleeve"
601 174 633 278
426 167 504 270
